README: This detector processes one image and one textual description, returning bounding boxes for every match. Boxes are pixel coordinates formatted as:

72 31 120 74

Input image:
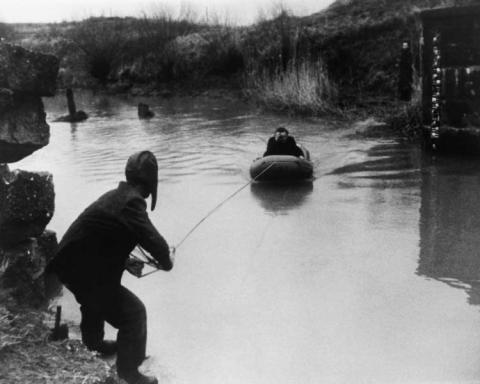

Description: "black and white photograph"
2 0 480 383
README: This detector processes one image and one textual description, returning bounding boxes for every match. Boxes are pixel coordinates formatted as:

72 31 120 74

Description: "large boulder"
0 44 59 96
0 87 13 113
0 169 54 246
0 96 49 163
0 231 59 307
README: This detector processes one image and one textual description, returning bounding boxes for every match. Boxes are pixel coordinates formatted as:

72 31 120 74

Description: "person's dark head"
125 151 158 211
274 127 289 142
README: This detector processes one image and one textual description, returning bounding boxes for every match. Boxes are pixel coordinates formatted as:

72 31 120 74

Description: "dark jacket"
263 136 304 157
48 181 171 288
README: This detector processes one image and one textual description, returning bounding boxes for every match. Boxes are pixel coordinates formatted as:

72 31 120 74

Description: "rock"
0 231 59 308
0 163 9 178
0 43 59 96
37 230 58 265
39 230 62 300
138 103 154 119
0 87 13 112
0 169 54 246
354 117 390 137
0 96 49 163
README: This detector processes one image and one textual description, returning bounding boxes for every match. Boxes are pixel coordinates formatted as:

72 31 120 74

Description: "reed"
246 59 338 115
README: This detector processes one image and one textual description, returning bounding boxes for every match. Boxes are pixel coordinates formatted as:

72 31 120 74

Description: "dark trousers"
68 283 147 374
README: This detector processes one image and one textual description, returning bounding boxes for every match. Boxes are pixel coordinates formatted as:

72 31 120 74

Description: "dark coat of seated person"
263 127 304 158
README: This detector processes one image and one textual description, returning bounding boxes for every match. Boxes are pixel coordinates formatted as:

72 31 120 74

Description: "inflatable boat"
249 146 313 182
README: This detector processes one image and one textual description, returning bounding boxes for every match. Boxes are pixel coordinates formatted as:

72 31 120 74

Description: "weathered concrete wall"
0 43 59 308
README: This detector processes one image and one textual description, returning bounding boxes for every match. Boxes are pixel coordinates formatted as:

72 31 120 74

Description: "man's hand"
169 246 176 267
125 258 145 278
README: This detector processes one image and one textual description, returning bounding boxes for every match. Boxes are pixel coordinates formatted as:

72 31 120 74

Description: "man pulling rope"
47 151 174 384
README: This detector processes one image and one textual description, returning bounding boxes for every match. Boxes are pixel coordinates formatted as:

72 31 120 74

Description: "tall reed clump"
241 7 338 115
246 60 338 115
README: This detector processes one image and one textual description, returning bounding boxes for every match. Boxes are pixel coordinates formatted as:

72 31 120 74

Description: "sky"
0 0 335 25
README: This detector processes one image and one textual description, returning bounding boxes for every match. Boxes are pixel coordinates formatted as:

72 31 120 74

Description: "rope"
133 160 278 278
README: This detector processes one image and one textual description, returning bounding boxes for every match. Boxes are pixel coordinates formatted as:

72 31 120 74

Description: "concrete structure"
421 6 480 153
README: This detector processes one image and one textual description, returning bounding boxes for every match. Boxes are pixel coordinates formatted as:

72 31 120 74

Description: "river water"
14 92 480 384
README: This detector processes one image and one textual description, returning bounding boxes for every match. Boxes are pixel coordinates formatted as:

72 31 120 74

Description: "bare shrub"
0 23 15 41
114 7 203 82
66 17 129 84
242 8 297 75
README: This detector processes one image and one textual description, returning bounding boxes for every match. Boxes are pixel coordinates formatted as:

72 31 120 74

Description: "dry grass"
0 305 116 384
246 60 338 115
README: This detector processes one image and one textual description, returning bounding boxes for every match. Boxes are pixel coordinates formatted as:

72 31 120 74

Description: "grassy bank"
0 303 117 384
6 0 479 129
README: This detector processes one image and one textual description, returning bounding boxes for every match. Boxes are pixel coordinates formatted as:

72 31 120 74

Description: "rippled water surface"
15 92 480 384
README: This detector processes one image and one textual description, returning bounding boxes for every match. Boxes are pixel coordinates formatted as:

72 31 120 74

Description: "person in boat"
47 151 174 384
263 127 304 158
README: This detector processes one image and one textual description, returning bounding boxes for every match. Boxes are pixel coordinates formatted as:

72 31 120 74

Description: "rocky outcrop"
0 44 59 96
0 96 49 163
0 231 58 307
0 44 58 163
0 88 14 113
0 43 59 308
0 168 54 246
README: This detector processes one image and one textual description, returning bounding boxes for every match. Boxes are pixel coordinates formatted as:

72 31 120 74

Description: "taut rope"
133 161 278 278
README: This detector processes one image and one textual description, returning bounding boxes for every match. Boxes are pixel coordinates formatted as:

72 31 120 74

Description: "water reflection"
331 142 421 189
250 181 313 214
418 154 480 305
69 123 79 135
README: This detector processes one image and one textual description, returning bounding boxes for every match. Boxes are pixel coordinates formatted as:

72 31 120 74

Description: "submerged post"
54 305 61 330
54 88 88 122
66 88 76 117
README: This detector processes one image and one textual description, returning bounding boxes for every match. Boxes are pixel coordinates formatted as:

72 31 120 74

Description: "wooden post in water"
54 305 61 330
66 88 77 117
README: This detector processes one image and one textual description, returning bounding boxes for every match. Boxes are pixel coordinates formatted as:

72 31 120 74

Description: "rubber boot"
88 340 117 356
118 369 158 384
